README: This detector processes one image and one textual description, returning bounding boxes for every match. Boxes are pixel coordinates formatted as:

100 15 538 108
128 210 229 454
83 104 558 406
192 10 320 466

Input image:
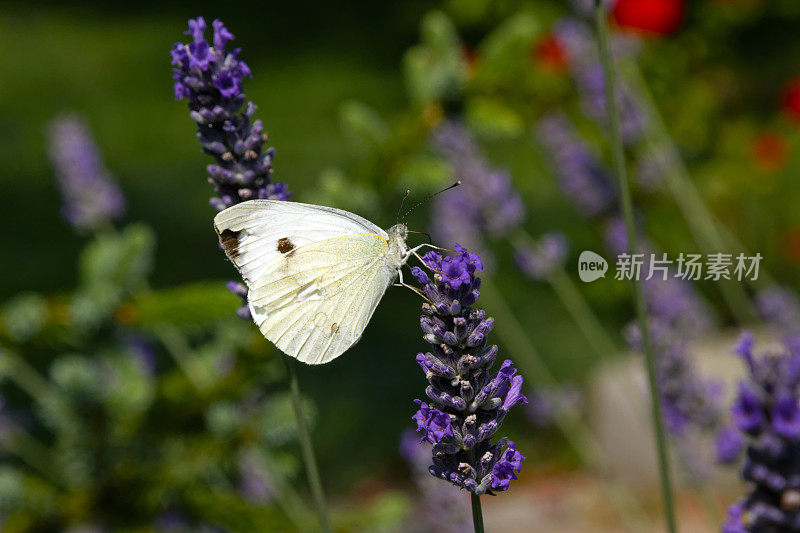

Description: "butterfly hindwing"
214 200 394 364
248 234 393 364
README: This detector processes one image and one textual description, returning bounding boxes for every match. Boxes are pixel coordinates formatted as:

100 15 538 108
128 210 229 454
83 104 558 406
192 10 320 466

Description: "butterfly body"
214 200 415 364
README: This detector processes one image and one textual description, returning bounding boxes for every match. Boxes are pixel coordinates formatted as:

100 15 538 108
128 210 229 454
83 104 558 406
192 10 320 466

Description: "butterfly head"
387 223 408 245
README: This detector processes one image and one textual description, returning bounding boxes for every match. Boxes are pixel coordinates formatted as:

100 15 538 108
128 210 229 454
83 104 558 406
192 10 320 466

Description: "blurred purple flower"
399 431 471 533
535 112 617 217
514 233 569 281
238 454 273 504
124 334 157 376
553 18 646 144
431 122 525 261
525 384 584 427
46 115 126 232
715 425 744 464
723 332 800 531
410 244 527 495
755 285 800 338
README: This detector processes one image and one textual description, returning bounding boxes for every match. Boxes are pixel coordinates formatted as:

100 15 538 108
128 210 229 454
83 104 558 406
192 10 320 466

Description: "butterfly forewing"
213 200 395 364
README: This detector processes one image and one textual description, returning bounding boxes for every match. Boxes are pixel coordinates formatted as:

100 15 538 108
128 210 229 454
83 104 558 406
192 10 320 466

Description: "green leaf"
465 97 525 140
395 153 454 190
403 11 468 106
131 281 240 327
339 100 390 153
1 293 47 342
72 224 156 329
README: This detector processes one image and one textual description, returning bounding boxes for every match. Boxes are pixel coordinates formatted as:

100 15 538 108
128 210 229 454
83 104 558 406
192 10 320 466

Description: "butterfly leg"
393 267 431 301
401 243 452 267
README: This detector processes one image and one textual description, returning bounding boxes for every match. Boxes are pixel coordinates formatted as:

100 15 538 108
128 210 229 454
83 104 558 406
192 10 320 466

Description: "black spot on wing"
219 229 241 260
330 323 339 336
277 237 296 255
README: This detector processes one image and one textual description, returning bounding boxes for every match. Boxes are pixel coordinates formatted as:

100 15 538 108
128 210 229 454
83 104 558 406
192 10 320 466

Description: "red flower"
782 75 800 122
782 229 800 264
612 0 685 36
752 133 789 172
532 33 567 71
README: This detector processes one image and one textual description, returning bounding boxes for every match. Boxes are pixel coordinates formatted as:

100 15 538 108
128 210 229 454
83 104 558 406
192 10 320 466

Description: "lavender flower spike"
172 16 290 211
431 121 525 261
410 244 527 495
46 115 126 232
722 332 800 531
535 112 616 218
173 17 291 317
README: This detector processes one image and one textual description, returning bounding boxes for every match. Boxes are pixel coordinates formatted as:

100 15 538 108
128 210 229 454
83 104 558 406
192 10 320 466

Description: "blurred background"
2 0 800 531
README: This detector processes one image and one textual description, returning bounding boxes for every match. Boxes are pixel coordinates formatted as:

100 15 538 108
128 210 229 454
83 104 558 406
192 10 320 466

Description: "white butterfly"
214 199 427 365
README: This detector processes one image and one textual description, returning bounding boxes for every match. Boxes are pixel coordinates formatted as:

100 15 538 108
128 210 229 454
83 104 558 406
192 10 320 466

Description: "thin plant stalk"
2 424 61 485
471 492 485 533
283 355 331 533
479 278 649 530
547 268 618 358
623 62 768 310
594 3 677 532
512 229 618 359
257 447 319 532
151 324 208 391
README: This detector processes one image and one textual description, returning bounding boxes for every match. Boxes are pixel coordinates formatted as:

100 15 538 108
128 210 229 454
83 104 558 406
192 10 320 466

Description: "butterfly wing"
213 200 395 364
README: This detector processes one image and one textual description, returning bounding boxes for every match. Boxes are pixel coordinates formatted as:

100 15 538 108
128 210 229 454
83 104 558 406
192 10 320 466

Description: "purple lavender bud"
408 244 526 495
490 441 525 492
716 426 744 464
733 382 765 433
46 115 126 232
226 281 251 320
723 334 800 530
773 394 800 439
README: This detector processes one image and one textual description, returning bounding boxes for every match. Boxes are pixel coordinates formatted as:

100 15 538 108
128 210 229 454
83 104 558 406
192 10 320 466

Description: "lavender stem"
283 355 331 533
470 492 484 533
594 3 677 531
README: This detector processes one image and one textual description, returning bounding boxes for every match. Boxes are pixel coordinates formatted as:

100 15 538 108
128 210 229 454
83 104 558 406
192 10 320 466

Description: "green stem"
0 349 55 401
594 4 677 533
257 447 318 532
512 229 619 360
1 425 61 485
623 62 762 318
548 268 618 359
283 355 331 533
151 324 207 391
471 492 485 533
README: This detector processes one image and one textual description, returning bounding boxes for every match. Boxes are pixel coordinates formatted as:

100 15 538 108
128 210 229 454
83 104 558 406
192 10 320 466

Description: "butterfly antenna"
401 180 461 222
396 189 411 224
407 230 432 244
